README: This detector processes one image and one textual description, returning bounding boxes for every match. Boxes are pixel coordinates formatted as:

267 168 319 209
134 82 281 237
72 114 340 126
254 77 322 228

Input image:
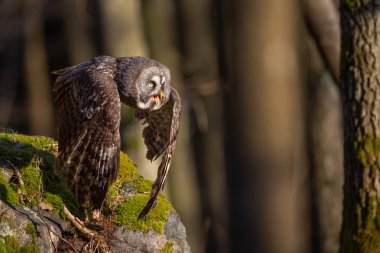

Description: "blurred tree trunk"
63 0 96 64
307 52 343 253
222 1 309 253
339 1 380 252
23 0 54 136
303 1 343 253
171 0 228 252
302 0 340 83
97 0 155 181
0 1 23 130
141 1 204 253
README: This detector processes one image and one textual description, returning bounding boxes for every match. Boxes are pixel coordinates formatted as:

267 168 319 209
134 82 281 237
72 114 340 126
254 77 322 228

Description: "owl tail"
138 147 174 220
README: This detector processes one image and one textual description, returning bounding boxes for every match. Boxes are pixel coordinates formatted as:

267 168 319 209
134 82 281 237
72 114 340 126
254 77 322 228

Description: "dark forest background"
0 0 344 252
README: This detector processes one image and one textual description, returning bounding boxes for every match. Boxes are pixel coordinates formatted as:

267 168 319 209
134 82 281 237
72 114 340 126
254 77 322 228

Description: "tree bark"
339 1 380 252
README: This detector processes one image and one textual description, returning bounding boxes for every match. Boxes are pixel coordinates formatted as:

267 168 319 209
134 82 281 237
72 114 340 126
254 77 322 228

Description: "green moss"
19 160 42 205
133 175 153 193
25 223 37 238
107 152 171 233
354 133 380 171
0 235 40 253
18 242 40 253
0 131 176 238
3 236 20 249
104 185 119 208
21 163 41 192
0 174 21 206
351 132 380 252
159 241 174 253
114 194 173 234
117 152 137 183
0 132 79 217
0 132 56 153
114 152 152 193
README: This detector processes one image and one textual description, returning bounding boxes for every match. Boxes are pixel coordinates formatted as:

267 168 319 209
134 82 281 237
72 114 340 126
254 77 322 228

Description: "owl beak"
152 91 164 105
153 95 159 104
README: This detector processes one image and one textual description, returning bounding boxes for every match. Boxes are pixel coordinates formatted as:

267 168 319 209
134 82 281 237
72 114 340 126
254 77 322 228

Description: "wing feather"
53 57 121 210
136 87 182 219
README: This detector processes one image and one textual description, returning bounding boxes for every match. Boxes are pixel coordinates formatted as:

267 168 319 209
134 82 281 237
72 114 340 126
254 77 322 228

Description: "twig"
63 206 96 238
6 159 25 187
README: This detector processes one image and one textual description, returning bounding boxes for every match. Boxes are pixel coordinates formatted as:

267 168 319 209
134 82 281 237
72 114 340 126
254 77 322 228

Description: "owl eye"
147 81 155 88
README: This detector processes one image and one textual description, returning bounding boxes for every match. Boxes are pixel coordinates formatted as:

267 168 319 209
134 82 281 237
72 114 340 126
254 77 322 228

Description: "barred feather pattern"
136 87 182 219
53 56 121 210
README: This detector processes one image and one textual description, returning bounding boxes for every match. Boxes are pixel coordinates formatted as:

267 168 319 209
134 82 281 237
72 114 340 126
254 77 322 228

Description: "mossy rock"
0 235 39 253
0 131 190 252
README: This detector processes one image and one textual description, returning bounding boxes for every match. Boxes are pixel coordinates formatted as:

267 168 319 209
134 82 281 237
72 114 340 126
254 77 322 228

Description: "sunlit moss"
0 132 79 216
117 152 138 183
132 175 153 193
114 194 173 234
0 174 20 206
0 131 175 239
159 241 174 253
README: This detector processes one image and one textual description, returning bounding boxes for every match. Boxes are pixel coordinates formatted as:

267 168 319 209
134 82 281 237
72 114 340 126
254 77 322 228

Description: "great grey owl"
52 55 181 219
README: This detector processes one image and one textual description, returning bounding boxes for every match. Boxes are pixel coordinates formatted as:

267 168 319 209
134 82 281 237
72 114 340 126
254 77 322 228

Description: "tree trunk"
339 1 380 252
302 0 340 83
308 70 343 253
23 0 54 137
222 1 309 252
304 5 343 251
141 1 205 252
172 0 228 252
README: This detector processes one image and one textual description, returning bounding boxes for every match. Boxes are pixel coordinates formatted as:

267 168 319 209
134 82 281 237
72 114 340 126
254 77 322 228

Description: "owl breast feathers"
52 55 181 219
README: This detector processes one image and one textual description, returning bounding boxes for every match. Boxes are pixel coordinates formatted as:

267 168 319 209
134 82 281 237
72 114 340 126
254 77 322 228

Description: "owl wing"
135 87 182 219
53 59 121 210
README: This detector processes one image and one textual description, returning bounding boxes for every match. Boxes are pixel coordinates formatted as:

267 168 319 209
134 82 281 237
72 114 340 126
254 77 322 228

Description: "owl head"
115 57 171 111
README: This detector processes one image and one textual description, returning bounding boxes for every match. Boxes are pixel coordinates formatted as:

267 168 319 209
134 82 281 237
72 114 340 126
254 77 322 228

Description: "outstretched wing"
135 87 182 219
53 58 121 210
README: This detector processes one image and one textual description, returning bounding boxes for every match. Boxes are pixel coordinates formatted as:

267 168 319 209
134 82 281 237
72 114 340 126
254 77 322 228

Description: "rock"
0 200 63 253
0 132 191 252
109 211 190 253
164 212 191 253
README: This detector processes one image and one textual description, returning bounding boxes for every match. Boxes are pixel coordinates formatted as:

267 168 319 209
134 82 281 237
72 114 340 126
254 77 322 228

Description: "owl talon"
92 209 102 220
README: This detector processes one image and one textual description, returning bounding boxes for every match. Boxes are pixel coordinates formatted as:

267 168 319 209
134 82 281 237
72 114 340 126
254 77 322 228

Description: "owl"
52 55 181 219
